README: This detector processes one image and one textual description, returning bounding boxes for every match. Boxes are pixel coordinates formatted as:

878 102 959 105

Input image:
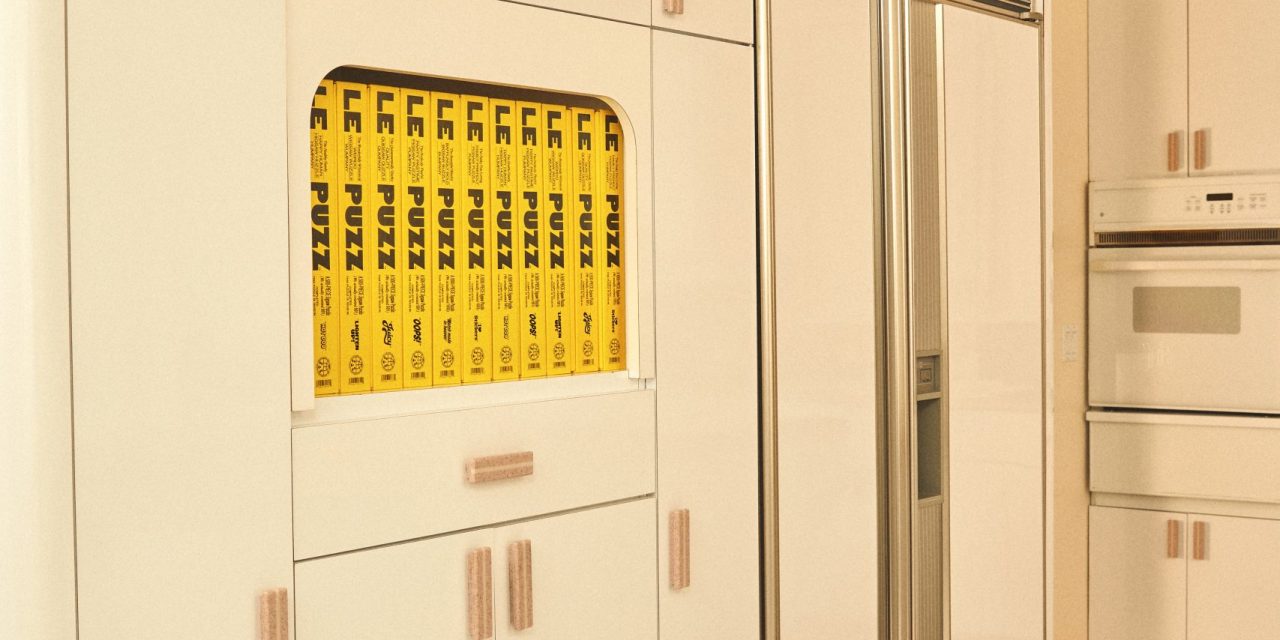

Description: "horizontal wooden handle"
670 509 691 591
1167 519 1180 559
509 540 534 631
466 452 534 484
258 587 288 640
467 547 494 640
1193 521 1207 561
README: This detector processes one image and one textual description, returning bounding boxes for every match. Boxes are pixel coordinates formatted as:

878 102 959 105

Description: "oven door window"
1132 286 1242 334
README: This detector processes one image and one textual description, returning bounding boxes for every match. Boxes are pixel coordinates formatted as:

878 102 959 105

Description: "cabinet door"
295 529 495 639
653 30 759 640
504 0 649 25
67 1 293 637
1089 0 1188 181
1187 515 1280 640
1189 0 1280 175
493 500 657 639
1089 507 1187 640
652 0 753 44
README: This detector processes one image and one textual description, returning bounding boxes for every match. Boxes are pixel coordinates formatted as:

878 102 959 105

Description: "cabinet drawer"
294 391 655 559
1090 411 1280 503
652 0 754 44
503 0 650 25
295 499 656 640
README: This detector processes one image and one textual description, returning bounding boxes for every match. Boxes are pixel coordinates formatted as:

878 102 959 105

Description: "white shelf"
292 370 645 427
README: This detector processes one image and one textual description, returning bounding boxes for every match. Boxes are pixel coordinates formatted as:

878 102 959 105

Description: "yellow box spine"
569 107 600 373
401 89 433 388
430 93 462 386
371 86 403 391
311 80 340 395
337 82 372 394
599 111 626 371
490 99 519 381
516 102 547 379
543 103 573 375
461 96 492 384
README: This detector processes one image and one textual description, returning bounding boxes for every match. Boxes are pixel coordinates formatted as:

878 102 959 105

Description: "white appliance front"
1089 244 1280 413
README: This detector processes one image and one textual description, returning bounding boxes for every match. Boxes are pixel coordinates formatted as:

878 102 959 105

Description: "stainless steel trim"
756 0 781 635
931 0 1040 23
880 0 915 638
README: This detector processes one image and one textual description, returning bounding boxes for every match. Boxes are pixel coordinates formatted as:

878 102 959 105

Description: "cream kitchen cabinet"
67 1 294 638
296 499 656 640
652 0 754 44
653 30 759 640
1088 0 1188 181
1091 506 1280 640
32 0 762 635
503 0 651 25
1187 0 1280 176
1090 0 1280 180
1089 507 1188 640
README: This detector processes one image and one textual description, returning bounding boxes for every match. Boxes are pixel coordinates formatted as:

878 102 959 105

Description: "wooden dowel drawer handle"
467 547 495 640
1168 131 1181 172
1193 521 1207 561
466 452 534 484
509 540 534 631
1167 519 1180 559
664 0 685 14
258 587 288 640
1194 130 1207 171
670 509 691 591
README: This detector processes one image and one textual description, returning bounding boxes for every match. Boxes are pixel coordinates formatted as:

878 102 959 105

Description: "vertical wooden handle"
1168 131 1181 172
508 540 534 631
258 587 289 640
1194 129 1208 170
467 547 495 640
1167 519 1181 559
664 0 685 14
669 509 691 591
1193 521 1207 561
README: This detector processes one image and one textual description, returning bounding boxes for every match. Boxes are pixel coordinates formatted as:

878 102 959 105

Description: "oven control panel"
1090 175 1280 237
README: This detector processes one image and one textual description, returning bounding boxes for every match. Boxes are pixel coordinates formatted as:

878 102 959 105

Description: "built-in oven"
1088 175 1280 414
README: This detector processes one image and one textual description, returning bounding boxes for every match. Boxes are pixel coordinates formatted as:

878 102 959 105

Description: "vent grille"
1095 227 1280 248
972 0 1033 13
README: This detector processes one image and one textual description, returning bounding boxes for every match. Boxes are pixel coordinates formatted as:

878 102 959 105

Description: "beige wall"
1049 0 1090 638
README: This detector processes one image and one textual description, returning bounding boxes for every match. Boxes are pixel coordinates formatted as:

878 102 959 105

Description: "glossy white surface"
652 0 754 44
943 7 1045 640
1089 506 1188 640
1089 0 1189 180
1088 244 1280 413
1187 514 1280 640
293 391 656 559
68 1 294 637
771 0 880 637
1091 411 1280 503
1189 0 1280 176
0 1 77 638
296 499 656 639
652 29 760 639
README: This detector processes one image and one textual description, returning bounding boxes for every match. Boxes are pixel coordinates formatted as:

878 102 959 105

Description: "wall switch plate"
1062 324 1081 362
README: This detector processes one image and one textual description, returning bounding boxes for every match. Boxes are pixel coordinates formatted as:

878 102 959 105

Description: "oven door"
1089 244 1280 413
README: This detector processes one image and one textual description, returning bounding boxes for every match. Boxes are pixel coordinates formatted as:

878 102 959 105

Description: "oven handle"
1091 259 1280 273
